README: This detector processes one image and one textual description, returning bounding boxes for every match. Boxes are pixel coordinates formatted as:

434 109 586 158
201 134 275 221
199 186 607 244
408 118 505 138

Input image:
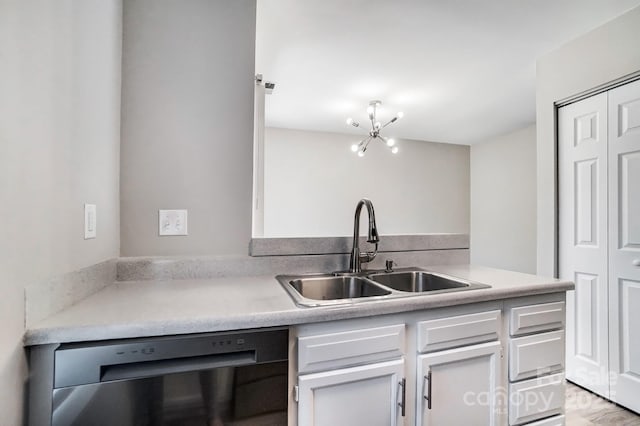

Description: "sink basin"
277 275 391 307
367 271 490 293
277 268 490 307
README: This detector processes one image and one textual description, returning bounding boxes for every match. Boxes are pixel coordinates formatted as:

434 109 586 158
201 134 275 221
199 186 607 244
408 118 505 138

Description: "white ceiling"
256 0 640 145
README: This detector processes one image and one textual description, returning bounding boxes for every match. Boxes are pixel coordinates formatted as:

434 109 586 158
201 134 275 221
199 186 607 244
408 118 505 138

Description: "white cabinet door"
558 93 610 398
607 78 640 414
417 341 502 426
297 358 405 426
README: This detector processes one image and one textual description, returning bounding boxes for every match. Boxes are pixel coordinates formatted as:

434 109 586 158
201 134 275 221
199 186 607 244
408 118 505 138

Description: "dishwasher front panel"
52 363 288 426
43 328 289 426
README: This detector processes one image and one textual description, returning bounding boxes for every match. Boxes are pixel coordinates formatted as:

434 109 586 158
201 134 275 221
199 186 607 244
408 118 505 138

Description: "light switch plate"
159 209 188 236
84 204 97 239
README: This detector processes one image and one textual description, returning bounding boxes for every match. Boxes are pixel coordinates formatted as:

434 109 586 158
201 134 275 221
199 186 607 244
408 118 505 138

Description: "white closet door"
607 78 640 413
558 92 610 398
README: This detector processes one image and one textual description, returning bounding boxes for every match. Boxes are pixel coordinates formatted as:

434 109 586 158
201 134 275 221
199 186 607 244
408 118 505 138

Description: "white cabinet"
294 322 407 426
506 299 567 425
417 310 501 352
297 324 405 374
417 341 502 426
292 296 566 426
297 358 405 426
559 78 640 412
509 330 565 381
509 373 564 425
509 302 565 337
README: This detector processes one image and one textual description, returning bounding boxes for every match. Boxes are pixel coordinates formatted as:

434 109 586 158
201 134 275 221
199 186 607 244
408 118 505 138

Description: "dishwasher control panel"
53 327 288 388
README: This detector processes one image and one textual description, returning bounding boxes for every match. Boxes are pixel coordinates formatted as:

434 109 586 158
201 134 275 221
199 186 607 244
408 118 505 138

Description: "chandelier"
346 100 403 156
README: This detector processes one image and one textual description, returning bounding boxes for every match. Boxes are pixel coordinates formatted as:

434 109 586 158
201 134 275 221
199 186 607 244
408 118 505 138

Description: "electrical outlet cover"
159 209 188 236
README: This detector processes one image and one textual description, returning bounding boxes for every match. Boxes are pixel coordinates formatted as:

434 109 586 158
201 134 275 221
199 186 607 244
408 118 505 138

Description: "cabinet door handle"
632 259 640 267
398 378 406 417
423 370 432 410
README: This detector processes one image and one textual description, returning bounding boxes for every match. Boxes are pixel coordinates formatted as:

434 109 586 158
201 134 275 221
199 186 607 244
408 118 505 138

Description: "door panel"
508 373 564 425
619 279 640 376
574 272 598 361
297 358 404 426
558 92 610 398
619 151 640 249
608 78 640 414
417 341 502 426
574 159 599 246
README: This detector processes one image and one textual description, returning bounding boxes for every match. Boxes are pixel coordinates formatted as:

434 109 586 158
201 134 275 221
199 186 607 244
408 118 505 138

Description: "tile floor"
565 382 640 425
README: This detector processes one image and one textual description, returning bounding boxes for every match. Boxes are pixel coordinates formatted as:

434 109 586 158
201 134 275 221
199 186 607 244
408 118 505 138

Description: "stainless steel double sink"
276 268 490 307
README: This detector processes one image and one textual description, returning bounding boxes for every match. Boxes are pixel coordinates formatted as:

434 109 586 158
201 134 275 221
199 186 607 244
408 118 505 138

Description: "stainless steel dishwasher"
28 327 288 426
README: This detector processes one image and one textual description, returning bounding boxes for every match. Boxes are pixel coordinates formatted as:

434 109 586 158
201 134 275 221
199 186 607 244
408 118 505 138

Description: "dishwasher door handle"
101 350 256 382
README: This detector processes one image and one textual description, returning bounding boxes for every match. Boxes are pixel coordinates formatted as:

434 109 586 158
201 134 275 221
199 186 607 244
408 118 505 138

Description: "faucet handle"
385 259 396 273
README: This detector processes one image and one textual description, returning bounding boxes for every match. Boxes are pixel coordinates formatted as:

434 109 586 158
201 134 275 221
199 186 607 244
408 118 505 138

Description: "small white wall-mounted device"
159 209 188 236
84 204 97 239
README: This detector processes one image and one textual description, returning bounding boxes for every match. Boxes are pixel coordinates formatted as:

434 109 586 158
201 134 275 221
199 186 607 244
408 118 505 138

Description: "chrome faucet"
349 198 380 273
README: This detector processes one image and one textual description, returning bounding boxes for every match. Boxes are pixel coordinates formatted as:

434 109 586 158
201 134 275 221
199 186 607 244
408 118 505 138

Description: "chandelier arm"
362 135 373 151
382 117 398 128
355 135 372 150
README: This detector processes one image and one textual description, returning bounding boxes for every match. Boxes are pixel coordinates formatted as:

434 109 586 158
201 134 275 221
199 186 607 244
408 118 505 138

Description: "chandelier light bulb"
397 111 404 119
386 138 395 147
391 146 399 154
357 150 365 157
346 118 353 125
351 144 359 152
366 105 375 115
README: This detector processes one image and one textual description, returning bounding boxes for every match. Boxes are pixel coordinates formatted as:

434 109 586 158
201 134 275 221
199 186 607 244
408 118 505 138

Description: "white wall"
120 0 256 256
0 1 122 423
263 127 470 237
536 5 640 276
471 125 537 273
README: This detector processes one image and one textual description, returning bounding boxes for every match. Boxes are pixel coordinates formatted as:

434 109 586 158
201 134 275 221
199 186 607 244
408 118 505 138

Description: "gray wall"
120 0 257 256
536 5 640 276
0 1 122 423
471 125 537 273
264 127 470 237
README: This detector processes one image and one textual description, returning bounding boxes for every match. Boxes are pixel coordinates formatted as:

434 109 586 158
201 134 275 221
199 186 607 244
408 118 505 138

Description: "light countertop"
24 264 573 346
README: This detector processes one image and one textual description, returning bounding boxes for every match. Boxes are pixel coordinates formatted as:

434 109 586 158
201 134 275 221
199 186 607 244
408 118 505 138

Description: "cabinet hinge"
500 346 504 359
294 385 299 402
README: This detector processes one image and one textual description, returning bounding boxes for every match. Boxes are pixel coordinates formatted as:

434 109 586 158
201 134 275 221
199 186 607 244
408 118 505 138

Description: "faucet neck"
349 199 379 273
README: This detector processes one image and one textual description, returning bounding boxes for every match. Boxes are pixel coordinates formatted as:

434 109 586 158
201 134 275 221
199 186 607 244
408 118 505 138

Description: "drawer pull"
398 378 406 417
423 370 432 409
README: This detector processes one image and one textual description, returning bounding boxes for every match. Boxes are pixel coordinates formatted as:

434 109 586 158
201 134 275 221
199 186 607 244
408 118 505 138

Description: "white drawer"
509 373 564 425
417 310 500 353
510 330 565 381
526 414 565 426
297 324 404 374
510 302 565 336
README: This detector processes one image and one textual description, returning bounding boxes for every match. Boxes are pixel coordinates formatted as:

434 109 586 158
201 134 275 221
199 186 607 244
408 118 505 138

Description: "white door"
607 78 640 413
297 358 405 426
417 341 502 426
558 93 610 398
